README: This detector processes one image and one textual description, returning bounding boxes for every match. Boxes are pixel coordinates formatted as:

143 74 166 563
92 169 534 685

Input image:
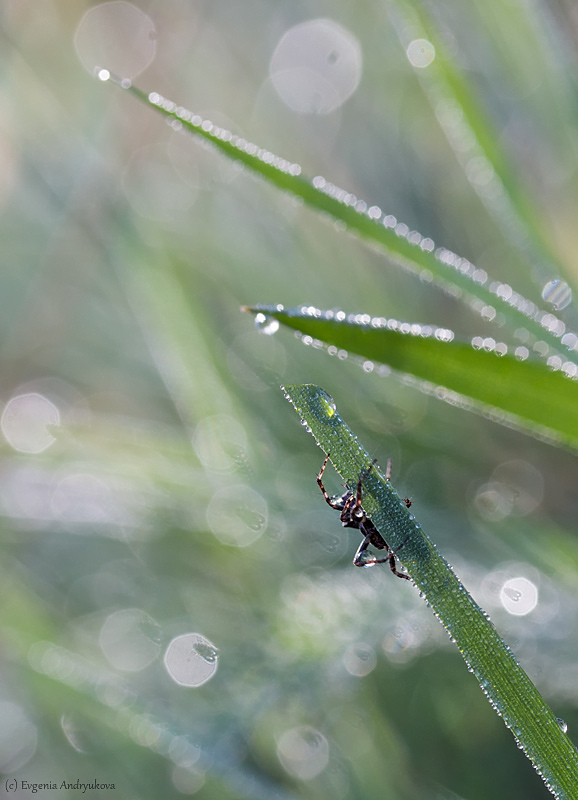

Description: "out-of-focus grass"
0 3 577 800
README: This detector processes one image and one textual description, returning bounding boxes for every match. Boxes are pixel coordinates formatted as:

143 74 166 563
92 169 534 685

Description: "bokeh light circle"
1 392 60 453
206 484 268 547
406 38 436 68
193 415 248 474
277 725 329 780
99 608 161 672
74 2 156 79
500 576 538 616
164 633 219 687
270 19 362 114
0 702 37 772
542 279 572 311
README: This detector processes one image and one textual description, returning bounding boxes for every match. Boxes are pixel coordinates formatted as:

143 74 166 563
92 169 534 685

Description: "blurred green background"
1 1 578 798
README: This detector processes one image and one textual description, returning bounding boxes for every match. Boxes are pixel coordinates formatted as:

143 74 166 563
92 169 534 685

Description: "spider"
316 453 411 579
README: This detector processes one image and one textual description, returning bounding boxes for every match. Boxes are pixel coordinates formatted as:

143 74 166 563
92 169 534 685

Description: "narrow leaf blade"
255 306 578 446
101 73 575 357
283 384 578 800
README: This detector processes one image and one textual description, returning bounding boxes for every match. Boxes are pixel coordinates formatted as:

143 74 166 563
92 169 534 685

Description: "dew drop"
562 332 578 350
254 313 280 336
317 390 337 418
556 717 568 734
542 279 572 311
514 346 529 361
481 305 497 321
356 550 377 568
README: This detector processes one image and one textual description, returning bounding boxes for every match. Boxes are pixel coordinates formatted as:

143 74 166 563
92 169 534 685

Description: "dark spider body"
317 454 411 580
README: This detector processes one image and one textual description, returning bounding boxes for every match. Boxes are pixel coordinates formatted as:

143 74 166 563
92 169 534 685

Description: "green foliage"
112 16 578 796
250 305 578 446
3 3 578 800
119 78 573 355
284 384 578 800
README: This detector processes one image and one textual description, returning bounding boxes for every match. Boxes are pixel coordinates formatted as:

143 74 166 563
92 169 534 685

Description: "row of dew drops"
98 71 576 367
310 174 575 350
255 303 578 380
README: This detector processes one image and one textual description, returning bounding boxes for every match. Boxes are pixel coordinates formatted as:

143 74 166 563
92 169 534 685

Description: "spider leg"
340 492 356 526
317 454 345 511
352 531 374 567
353 531 412 580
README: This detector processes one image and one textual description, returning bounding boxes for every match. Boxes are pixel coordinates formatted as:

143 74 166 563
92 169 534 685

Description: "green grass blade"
282 384 578 800
249 305 578 447
99 72 576 359
390 0 568 286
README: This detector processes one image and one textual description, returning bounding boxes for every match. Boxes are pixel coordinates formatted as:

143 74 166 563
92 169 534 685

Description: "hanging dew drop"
355 550 377 568
542 279 572 310
254 313 280 336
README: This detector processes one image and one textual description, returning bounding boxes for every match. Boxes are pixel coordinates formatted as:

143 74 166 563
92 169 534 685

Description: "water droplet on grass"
254 312 280 335
515 346 529 361
356 550 377 568
318 391 337 418
542 279 572 310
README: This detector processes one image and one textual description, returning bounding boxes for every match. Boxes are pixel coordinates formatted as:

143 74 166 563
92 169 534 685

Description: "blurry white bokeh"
164 633 219 687
270 19 362 114
206 484 267 547
1 392 60 454
500 576 539 616
74 1 156 78
406 38 435 68
99 608 161 672
0 701 37 772
277 725 329 780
